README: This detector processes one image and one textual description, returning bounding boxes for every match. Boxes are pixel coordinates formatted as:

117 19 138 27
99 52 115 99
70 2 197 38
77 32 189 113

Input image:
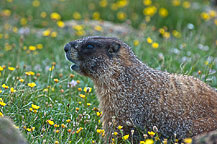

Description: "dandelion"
8 67 15 71
67 129 72 133
113 132 118 136
87 103 91 106
28 82 36 88
2 9 11 17
43 88 48 92
43 29 51 36
117 12 126 20
73 25 84 31
143 6 157 16
152 42 159 48
2 84 9 89
183 138 192 144
209 10 216 18
0 112 4 117
61 124 66 128
76 127 83 133
94 25 103 32
122 134 129 140
51 32 57 37
146 37 153 44
76 107 80 111
29 46 36 51
73 12 81 20
117 125 123 130
99 0 107 7
0 98 6 107
32 0 40 7
10 88 16 93
0 66 4 71
144 139 154 144
148 131 155 137
76 80 80 84
172 30 181 38
96 112 101 117
84 87 92 93
50 12 61 20
79 94 85 98
57 21 64 28
66 119 71 123
93 12 100 20
20 18 27 26
159 8 168 17
183 1 191 9
36 44 43 49
172 0 180 6
201 12 210 21
47 120 54 125
29 108 33 112
134 40 139 46
32 104 40 110
54 124 59 128
40 12 47 18
54 141 59 144
78 88 82 91
143 0 152 6
54 79 59 83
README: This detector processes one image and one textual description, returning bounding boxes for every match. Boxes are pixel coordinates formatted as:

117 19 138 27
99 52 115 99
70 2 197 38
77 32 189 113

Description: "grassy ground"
0 0 217 143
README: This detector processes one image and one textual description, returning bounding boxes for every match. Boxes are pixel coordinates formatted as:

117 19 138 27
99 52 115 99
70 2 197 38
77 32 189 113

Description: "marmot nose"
64 43 70 52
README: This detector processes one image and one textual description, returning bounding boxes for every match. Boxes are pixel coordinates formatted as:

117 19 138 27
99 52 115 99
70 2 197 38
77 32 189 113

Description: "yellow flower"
122 134 129 140
159 8 168 17
20 18 27 26
0 99 6 107
40 12 47 18
28 82 36 88
87 103 91 106
27 71 35 76
117 125 123 130
32 0 40 7
49 65 55 71
76 80 80 84
43 29 51 36
55 130 60 133
143 0 152 6
2 9 11 17
66 119 71 123
54 124 59 128
145 139 154 144
73 12 81 20
2 84 9 89
0 112 4 117
8 67 15 71
147 37 153 44
76 127 83 133
134 40 139 46
54 141 59 144
78 88 82 91
140 141 145 144
93 12 100 20
57 21 65 28
51 32 57 37
32 104 40 110
61 124 66 128
26 128 31 132
152 42 159 48
73 25 84 31
117 12 126 20
99 0 107 7
76 107 80 111
183 1 191 9
172 0 180 6
54 79 59 83
50 12 61 20
29 108 33 112
47 120 54 125
201 12 210 21
172 30 181 38
79 94 85 98
0 90 2 93
209 10 216 18
67 129 72 133
31 127 35 131
10 88 16 93
97 129 104 134
96 112 101 116
84 87 92 93
113 132 118 136
36 44 43 49
117 0 128 8
0 66 4 71
148 131 155 137
183 138 192 144
143 6 157 16
94 25 103 32
29 45 36 51
163 32 170 39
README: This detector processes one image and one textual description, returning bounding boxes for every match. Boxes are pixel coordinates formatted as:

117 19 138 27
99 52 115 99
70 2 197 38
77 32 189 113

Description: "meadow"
0 0 217 143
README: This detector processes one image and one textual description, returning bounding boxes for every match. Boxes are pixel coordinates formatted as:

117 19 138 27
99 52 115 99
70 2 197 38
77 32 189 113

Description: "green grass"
0 0 216 143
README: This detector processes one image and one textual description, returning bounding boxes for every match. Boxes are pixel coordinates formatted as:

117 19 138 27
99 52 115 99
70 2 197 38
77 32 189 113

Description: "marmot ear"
108 43 121 54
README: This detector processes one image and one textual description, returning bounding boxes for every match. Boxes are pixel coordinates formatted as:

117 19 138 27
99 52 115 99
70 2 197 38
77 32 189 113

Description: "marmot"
64 36 217 142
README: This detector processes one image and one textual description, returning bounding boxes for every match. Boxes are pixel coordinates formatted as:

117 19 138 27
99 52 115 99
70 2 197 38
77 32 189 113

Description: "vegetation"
0 0 216 143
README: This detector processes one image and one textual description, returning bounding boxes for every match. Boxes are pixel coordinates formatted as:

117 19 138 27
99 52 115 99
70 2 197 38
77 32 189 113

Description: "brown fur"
64 36 217 142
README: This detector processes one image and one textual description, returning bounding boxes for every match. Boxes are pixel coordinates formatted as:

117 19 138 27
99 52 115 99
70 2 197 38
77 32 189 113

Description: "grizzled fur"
64 36 217 142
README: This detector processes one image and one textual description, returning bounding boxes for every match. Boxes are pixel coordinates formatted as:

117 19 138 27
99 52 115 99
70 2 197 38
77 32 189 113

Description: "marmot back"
64 36 217 142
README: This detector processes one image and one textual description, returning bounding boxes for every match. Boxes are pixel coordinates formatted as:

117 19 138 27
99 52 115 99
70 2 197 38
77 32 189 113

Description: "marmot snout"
64 36 217 142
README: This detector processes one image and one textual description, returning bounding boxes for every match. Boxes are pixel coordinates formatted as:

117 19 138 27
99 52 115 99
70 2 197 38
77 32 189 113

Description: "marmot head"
64 36 136 78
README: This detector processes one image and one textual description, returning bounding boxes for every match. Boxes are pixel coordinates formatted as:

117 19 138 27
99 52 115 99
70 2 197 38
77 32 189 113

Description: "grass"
0 0 217 143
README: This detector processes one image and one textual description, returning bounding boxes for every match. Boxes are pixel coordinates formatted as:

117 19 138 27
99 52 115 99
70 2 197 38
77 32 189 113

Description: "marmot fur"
64 36 217 142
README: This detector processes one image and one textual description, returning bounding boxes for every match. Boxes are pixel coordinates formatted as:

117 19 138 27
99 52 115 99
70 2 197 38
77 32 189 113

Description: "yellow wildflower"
8 67 15 71
172 30 181 38
79 94 85 98
73 12 81 20
148 131 155 137
97 129 104 134
28 82 36 88
25 71 35 76
209 10 216 18
29 108 33 112
2 9 11 17
54 124 59 128
57 21 65 28
73 25 84 31
183 138 192 144
61 124 66 128
20 18 27 26
87 103 91 106
143 0 152 6
76 127 83 133
145 139 154 144
143 6 157 16
84 87 92 93
50 12 61 20
32 0 40 7
76 107 80 111
55 130 60 133
133 40 139 46
117 125 123 130
67 129 72 133
0 90 2 93
26 128 31 132
32 104 40 110
163 32 170 39
40 12 47 18
43 29 51 36
152 42 159 48
201 12 210 21
66 119 71 123
159 8 168 17
76 80 80 84
2 84 9 89
99 0 107 7
0 112 4 117
94 25 103 32
0 99 6 107
183 1 191 9
93 12 100 20
78 88 82 91
147 37 153 44
54 141 59 144
47 120 54 125
54 79 59 83
122 134 129 140
49 65 55 71
29 45 36 51
0 66 3 71
172 0 180 6
117 12 126 20
51 32 57 37
96 112 101 116
113 132 118 136
36 44 43 49
10 88 16 93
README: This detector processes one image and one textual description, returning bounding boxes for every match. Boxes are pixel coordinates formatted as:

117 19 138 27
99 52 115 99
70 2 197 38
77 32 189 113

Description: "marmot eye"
86 44 94 49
